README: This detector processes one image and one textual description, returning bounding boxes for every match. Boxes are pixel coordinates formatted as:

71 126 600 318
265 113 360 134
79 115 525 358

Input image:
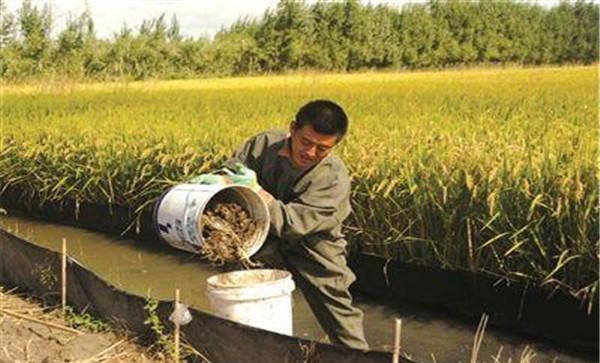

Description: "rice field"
0 66 597 307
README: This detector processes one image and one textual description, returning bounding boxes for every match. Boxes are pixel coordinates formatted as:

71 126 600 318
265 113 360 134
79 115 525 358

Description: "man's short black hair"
294 100 348 139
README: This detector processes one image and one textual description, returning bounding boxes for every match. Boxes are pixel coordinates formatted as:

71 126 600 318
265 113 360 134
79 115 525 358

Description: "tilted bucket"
153 183 269 257
206 269 295 335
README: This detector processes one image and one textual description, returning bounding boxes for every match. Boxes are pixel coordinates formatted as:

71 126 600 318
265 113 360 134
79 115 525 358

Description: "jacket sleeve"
267 165 351 241
223 133 265 171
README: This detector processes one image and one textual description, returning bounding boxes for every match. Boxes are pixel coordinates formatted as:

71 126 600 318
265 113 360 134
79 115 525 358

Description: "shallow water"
0 214 594 363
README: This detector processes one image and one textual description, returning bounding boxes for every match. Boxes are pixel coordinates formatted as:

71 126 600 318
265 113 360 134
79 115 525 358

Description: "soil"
208 269 289 288
0 287 164 363
199 202 259 265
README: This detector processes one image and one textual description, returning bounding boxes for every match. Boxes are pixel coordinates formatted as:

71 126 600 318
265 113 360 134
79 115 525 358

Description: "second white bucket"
206 269 295 335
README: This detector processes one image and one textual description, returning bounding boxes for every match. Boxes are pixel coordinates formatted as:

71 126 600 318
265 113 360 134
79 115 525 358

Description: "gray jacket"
226 129 351 245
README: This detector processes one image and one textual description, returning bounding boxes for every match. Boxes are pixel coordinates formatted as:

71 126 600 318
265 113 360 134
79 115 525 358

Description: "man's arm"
267 167 351 242
223 135 260 171
224 133 275 203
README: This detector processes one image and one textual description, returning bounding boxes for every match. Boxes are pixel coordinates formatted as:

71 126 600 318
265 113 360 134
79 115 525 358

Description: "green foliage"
63 306 110 333
36 263 57 290
143 296 174 359
0 0 16 49
16 0 52 75
0 0 597 81
55 9 96 79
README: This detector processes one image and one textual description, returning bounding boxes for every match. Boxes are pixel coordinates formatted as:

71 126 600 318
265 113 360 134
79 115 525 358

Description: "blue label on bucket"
174 219 185 241
184 193 201 246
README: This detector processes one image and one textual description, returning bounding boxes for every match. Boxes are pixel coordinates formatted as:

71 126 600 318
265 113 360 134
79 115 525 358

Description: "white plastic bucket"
206 269 295 335
153 183 269 257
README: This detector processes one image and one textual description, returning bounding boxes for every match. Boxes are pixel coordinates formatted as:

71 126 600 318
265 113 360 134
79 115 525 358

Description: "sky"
5 0 564 40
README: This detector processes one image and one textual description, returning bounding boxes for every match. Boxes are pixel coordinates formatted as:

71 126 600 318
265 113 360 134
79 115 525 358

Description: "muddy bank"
0 286 164 363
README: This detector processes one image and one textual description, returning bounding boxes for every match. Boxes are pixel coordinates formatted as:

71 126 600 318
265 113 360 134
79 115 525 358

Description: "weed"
143 296 174 359
63 306 109 333
36 263 57 290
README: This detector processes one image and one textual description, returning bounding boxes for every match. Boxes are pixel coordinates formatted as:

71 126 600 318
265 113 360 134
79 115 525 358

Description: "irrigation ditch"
0 189 598 362
0 227 400 363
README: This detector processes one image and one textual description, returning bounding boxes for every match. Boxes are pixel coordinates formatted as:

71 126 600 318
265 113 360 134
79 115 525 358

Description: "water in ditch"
0 214 594 363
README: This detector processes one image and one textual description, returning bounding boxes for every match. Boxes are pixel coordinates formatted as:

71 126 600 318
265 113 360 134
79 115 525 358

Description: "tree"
272 0 314 70
0 0 598 81
168 14 182 42
397 4 437 68
310 1 347 70
568 1 599 63
0 0 16 49
0 0 18 78
18 0 53 75
55 9 97 77
430 1 475 65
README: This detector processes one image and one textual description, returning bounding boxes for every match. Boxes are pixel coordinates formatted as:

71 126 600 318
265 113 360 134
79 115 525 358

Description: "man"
225 99 368 350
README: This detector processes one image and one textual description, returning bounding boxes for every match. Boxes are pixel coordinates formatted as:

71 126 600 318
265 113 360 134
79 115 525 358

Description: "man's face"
289 123 339 169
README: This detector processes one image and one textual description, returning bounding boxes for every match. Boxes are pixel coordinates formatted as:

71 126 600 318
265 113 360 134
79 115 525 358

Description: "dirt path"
0 286 164 363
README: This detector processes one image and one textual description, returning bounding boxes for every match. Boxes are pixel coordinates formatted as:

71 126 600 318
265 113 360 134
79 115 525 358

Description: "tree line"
0 0 597 81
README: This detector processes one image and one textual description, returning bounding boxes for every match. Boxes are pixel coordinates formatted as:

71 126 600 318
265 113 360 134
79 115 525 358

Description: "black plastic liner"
0 228 408 363
1 191 598 357
348 254 598 356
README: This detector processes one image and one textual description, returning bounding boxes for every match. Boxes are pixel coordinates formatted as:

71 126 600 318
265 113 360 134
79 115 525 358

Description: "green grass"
1 66 597 307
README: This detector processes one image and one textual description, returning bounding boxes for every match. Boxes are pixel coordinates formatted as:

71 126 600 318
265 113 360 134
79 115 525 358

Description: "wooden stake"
174 288 180 363
392 318 402 363
0 308 81 335
61 238 67 311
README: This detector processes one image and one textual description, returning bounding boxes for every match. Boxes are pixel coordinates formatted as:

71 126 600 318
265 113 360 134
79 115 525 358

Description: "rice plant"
0 66 597 307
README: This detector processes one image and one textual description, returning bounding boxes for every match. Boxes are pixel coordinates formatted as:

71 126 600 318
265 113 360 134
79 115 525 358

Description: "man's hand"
188 173 231 185
189 162 273 204
225 163 261 191
227 163 274 204
188 163 251 186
